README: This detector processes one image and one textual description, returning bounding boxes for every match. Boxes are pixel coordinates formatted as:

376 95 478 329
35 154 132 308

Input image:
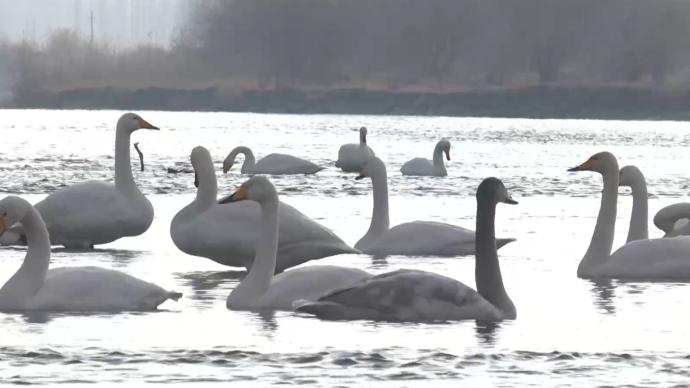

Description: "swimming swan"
20 113 158 249
223 146 323 175
0 196 181 312
218 176 370 311
335 127 375 172
569 152 690 280
618 165 648 242
400 138 451 177
295 177 517 322
354 157 515 256
654 203 690 237
171 146 357 272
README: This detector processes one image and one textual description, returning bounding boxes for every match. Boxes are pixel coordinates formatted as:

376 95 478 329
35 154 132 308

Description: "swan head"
618 165 643 188
477 177 518 205
0 196 33 236
190 146 213 188
439 138 451 161
567 151 618 175
218 176 277 205
355 157 385 180
117 113 159 133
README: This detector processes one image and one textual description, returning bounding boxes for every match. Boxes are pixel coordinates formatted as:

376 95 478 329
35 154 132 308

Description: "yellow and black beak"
222 160 233 174
444 149 451 161
568 158 593 172
136 117 160 130
355 173 366 180
218 186 248 204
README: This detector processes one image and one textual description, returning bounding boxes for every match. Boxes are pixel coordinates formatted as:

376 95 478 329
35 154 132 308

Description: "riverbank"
8 85 690 120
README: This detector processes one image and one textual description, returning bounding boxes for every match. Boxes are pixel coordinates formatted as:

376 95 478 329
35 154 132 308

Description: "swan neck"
231 147 256 173
227 198 279 307
195 157 218 210
475 200 513 315
579 168 618 275
360 165 389 247
0 206 50 307
360 131 367 144
114 126 140 196
432 143 447 175
627 178 648 242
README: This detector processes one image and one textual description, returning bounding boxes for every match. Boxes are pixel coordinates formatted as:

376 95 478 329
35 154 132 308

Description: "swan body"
224 146 323 175
17 113 158 248
354 157 515 256
218 176 369 311
569 152 690 280
172 147 357 272
336 127 375 172
654 203 690 237
618 165 648 242
400 138 451 177
296 177 517 322
0 196 180 312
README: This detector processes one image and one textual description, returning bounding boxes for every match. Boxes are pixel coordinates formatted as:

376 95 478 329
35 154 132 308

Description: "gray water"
1 109 690 387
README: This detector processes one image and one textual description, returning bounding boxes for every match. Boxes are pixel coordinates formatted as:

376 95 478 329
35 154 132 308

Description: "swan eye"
2 212 6 217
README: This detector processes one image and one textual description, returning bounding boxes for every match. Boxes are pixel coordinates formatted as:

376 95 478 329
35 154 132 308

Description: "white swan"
14 113 158 249
335 126 375 172
569 152 690 280
223 146 323 175
654 203 690 237
295 177 517 322
354 157 515 256
171 146 358 272
618 165 648 242
400 138 451 177
217 176 370 311
0 196 181 312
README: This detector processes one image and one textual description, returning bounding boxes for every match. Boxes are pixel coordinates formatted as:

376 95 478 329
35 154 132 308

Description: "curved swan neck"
227 197 279 307
475 199 514 316
579 167 618 276
627 177 648 242
432 142 447 175
194 155 218 210
359 129 367 144
229 147 256 173
114 125 141 196
0 206 50 307
360 163 390 246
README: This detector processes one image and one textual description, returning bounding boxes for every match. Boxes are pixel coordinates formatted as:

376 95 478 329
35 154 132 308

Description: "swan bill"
218 186 248 204
355 173 365 180
0 217 5 236
136 117 159 130
222 160 233 174
445 149 450 161
504 197 518 205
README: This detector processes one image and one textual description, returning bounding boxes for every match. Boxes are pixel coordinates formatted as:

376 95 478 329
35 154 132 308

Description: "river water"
0 109 689 386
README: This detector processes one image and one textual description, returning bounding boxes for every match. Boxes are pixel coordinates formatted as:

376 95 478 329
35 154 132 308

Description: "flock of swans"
1 112 690 322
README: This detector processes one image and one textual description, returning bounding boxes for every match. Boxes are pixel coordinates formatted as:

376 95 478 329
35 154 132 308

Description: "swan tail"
496 238 516 249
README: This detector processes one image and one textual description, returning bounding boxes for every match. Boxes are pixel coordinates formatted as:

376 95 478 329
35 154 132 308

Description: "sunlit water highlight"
1 110 690 386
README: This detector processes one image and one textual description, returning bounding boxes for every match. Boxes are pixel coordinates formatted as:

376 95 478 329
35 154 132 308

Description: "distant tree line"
3 0 690 101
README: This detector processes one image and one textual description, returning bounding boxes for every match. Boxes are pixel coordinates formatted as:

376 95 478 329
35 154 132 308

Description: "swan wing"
336 144 375 172
256 265 370 310
364 221 479 256
605 237 690 280
400 158 434 176
172 201 357 271
35 181 152 246
252 153 323 175
296 269 499 321
27 267 180 312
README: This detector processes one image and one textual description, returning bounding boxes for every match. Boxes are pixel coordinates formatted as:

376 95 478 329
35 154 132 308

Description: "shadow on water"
589 279 617 315
50 248 146 267
175 270 246 307
474 321 502 346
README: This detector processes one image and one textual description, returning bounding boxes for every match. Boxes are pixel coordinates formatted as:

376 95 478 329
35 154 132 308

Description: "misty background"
1 0 690 116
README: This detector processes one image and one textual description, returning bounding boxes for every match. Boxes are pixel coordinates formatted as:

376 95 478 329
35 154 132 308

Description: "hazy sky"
0 0 200 47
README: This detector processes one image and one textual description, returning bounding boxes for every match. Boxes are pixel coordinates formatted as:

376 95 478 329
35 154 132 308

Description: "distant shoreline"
8 86 690 121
